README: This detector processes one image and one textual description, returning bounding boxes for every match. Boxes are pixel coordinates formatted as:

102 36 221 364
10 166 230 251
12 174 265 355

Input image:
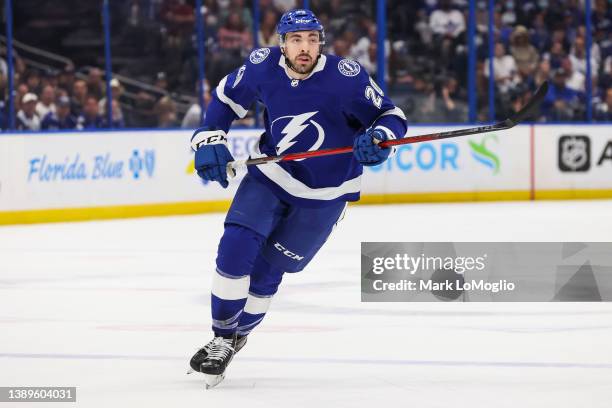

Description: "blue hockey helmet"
277 9 325 43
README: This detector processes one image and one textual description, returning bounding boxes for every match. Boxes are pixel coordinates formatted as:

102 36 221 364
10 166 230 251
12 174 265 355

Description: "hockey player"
189 9 407 388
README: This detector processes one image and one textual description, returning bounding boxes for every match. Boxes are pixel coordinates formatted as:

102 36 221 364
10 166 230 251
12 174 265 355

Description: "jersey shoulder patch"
249 48 271 64
337 58 361 77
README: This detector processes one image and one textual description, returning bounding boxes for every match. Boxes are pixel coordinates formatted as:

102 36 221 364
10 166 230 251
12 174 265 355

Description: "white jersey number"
365 86 382 109
365 76 384 109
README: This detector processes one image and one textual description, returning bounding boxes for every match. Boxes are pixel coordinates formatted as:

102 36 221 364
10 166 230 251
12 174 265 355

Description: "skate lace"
207 337 235 361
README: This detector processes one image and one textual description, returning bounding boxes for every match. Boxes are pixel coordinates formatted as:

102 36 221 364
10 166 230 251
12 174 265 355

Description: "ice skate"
188 334 245 389
189 334 247 372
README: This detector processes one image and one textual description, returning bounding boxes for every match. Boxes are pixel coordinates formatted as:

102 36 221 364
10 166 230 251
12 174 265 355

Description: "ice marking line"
1 353 611 369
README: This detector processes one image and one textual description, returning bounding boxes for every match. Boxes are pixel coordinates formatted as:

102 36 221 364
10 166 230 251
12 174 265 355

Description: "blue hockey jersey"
203 46 407 207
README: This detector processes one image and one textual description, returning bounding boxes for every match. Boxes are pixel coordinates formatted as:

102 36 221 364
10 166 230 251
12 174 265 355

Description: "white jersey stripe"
378 106 407 121
251 142 361 200
216 75 249 118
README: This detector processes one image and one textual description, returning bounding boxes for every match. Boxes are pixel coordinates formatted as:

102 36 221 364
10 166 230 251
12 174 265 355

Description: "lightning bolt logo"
274 111 319 155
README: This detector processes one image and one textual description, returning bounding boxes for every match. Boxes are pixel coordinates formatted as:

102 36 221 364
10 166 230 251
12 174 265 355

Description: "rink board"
0 125 611 224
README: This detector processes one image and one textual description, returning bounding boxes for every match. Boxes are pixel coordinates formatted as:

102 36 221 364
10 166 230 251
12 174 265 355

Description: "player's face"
283 31 320 74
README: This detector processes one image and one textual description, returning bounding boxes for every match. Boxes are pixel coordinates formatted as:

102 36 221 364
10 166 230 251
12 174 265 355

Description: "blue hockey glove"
191 127 234 188
353 128 392 166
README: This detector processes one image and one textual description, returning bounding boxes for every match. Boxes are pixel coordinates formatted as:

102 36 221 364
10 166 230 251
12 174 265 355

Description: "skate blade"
203 373 225 389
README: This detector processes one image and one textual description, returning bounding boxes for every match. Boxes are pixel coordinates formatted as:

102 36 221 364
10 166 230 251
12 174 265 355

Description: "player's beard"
288 53 317 75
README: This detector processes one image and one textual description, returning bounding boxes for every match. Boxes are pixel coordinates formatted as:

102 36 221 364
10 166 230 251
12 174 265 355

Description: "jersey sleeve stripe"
216 75 249 118
378 106 407 121
374 125 396 140
374 125 398 157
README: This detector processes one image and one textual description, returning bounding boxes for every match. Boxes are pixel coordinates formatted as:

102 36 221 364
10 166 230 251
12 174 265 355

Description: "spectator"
161 0 196 41
4 0 608 126
429 0 465 37
0 101 6 130
493 10 516 47
56 88 70 99
354 42 378 76
509 25 539 78
86 68 105 100
16 93 41 131
603 56 612 89
543 41 566 70
103 100 126 128
58 63 76 93
273 0 297 13
132 91 158 127
534 59 551 88
203 0 221 40
414 9 434 51
36 85 57 119
440 76 465 122
351 20 390 78
41 96 77 130
542 68 581 121
41 69 59 89
154 95 178 128
258 9 280 47
182 80 211 129
429 0 465 66
99 78 126 122
218 11 253 52
77 96 104 129
15 84 29 113
0 45 26 80
509 87 533 119
258 0 279 14
403 74 437 122
226 0 253 32
562 57 585 93
594 87 612 121
529 12 549 52
71 80 88 116
569 36 598 80
155 72 168 91
501 1 517 26
23 69 42 96
484 43 519 94
331 37 350 58
0 56 8 94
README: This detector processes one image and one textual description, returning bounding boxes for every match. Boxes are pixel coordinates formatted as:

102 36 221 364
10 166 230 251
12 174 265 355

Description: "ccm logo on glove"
191 129 229 151
191 128 235 188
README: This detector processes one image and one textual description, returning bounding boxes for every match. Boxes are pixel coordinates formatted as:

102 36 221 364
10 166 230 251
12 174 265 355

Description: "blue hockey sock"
210 224 265 336
235 254 284 336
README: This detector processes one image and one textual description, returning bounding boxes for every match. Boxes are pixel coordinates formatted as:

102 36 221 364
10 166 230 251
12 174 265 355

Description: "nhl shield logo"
249 48 270 64
558 135 590 172
338 59 361 77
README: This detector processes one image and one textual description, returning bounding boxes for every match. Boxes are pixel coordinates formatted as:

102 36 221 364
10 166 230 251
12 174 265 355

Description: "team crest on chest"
249 48 271 64
338 59 360 77
271 111 326 156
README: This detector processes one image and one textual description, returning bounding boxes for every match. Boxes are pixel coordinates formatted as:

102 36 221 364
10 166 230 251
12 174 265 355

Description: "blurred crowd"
0 0 610 132
334 0 611 122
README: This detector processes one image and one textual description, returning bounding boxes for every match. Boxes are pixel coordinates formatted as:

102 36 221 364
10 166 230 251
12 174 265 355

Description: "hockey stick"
228 81 548 174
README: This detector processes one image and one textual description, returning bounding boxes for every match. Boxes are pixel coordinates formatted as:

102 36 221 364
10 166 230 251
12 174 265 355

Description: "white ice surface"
1 200 612 408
